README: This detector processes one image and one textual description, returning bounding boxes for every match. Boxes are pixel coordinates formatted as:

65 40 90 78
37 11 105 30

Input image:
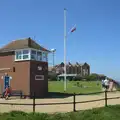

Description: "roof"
0 37 50 53
54 62 89 67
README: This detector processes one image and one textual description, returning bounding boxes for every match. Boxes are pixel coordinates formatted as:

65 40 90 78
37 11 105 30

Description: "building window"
37 51 42 61
15 49 49 62
42 52 48 62
31 50 36 60
23 50 29 59
15 51 22 60
86 69 88 75
23 50 29 54
83 69 86 76
45 53 48 61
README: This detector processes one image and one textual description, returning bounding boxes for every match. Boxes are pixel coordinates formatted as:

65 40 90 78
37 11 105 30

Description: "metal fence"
0 90 120 113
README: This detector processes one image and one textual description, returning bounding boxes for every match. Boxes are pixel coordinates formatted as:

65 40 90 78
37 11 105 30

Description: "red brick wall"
0 52 48 97
0 52 30 95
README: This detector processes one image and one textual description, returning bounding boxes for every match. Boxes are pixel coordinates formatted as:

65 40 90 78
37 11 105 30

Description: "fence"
0 90 120 113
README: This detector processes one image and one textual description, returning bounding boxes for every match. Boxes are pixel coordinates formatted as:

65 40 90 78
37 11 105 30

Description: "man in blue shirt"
1 73 12 98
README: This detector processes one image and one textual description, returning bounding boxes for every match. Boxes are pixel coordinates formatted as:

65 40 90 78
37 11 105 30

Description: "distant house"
0 37 50 97
49 62 90 77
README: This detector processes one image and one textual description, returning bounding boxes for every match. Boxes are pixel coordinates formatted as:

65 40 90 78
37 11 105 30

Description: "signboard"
35 75 44 80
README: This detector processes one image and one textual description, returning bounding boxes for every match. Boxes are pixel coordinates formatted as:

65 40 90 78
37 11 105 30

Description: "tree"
85 74 98 81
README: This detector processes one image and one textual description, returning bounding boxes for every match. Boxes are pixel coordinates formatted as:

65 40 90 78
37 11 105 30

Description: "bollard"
33 92 36 113
105 90 107 107
73 93 76 112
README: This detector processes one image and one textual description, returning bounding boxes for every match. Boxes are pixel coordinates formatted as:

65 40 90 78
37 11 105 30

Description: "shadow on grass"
35 91 103 99
39 92 73 99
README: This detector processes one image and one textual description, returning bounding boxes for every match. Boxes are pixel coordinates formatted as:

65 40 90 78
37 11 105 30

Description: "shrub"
85 74 98 81
73 75 83 81
66 76 74 81
48 72 57 81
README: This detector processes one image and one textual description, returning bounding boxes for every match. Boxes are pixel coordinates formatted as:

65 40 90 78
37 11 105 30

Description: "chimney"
28 37 32 47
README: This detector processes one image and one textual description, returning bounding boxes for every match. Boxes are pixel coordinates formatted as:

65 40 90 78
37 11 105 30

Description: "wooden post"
73 93 76 112
33 92 36 113
105 90 107 107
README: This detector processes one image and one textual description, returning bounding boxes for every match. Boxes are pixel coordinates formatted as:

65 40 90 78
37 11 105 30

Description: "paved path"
0 92 120 113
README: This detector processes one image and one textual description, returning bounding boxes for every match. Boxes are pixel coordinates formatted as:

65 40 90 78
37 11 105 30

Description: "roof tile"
0 37 50 52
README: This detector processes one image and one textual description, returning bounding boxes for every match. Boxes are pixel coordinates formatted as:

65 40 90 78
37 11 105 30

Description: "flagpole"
64 8 67 92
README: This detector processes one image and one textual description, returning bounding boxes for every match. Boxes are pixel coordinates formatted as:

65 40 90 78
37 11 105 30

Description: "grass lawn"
48 81 102 94
1 105 120 120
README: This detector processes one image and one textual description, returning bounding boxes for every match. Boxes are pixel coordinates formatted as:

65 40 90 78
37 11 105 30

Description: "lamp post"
51 48 56 67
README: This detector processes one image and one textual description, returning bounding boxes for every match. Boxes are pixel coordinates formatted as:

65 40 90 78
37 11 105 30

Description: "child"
4 86 11 99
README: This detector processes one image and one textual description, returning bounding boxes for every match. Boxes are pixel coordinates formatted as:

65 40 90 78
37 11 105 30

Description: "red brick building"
0 37 50 98
49 62 90 76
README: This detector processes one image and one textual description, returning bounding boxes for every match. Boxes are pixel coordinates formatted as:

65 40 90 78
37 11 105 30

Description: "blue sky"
0 0 120 79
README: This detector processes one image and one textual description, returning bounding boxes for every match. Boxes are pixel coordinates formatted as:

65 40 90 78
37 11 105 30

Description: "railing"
0 90 120 113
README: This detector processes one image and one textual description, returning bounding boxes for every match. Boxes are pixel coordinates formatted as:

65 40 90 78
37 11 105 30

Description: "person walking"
104 77 109 90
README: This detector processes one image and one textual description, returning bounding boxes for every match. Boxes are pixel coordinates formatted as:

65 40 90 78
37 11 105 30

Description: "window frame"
30 49 37 60
37 51 42 61
15 49 30 61
42 52 48 62
23 49 30 60
15 50 22 61
15 48 48 62
30 48 48 62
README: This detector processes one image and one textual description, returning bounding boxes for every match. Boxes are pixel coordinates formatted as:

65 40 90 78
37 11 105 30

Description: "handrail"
0 90 120 113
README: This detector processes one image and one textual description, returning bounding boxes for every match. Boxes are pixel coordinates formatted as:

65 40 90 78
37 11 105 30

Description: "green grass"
48 81 101 94
1 105 120 120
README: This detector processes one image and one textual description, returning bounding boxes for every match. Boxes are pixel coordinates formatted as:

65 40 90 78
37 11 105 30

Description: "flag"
70 24 76 33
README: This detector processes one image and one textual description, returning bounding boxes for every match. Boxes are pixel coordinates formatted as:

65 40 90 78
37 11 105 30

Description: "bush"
85 74 98 81
66 76 74 81
73 75 83 81
48 72 57 81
